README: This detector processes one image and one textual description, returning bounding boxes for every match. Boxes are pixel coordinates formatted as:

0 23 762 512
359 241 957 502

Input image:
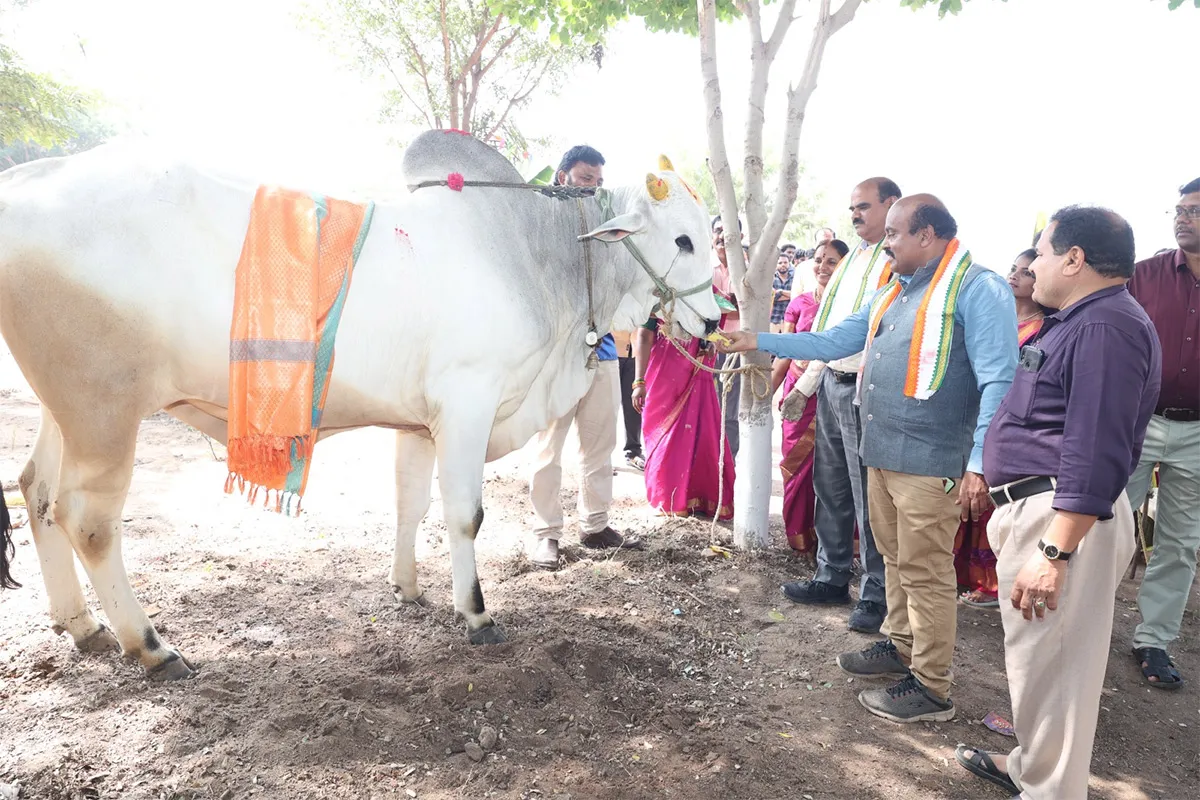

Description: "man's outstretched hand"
716 330 758 353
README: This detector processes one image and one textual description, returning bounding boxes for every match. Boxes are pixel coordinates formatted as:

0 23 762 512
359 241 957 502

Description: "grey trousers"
715 353 740 457
812 369 886 605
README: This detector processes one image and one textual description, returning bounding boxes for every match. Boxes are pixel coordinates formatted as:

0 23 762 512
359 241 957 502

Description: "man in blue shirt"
720 195 1017 724
529 146 642 570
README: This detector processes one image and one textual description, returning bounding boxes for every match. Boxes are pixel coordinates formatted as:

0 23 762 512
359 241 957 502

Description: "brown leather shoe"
580 527 643 550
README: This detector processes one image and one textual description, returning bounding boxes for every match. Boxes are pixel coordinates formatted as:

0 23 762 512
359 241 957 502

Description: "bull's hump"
401 130 524 189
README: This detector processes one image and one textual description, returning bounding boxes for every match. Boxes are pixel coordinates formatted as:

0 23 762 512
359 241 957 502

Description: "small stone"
0 783 18 800
464 741 485 762
479 726 498 751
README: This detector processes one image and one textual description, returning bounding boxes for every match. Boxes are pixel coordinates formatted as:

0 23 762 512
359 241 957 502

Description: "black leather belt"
829 369 858 384
989 476 1056 508
1157 408 1200 422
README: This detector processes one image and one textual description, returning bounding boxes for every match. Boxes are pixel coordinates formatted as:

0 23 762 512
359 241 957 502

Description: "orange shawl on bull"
226 186 374 514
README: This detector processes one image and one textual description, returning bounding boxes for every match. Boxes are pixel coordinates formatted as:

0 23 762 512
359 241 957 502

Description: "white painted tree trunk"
697 0 863 551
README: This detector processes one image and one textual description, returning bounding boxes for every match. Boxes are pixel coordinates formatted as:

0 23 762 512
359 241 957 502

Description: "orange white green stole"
862 238 973 400
813 239 893 332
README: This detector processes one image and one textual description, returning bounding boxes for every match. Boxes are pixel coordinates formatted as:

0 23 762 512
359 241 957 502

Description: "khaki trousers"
1125 415 1200 650
530 360 620 540
867 468 961 699
988 491 1135 800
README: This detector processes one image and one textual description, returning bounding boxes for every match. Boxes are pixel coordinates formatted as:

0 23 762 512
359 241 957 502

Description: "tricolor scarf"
813 239 893 332
862 238 973 400
226 187 375 514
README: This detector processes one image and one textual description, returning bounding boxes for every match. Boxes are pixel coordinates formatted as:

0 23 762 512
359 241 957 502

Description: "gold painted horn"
658 155 675 172
646 173 670 202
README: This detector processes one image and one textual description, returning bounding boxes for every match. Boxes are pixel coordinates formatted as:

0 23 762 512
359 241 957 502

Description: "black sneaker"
848 600 886 634
780 579 850 605
858 675 956 723
837 639 911 679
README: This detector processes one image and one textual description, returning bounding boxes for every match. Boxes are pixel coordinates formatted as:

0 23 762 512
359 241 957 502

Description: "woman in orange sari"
772 240 847 555
955 248 1046 607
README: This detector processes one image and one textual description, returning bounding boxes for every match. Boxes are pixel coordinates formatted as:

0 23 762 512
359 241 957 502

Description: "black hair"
869 178 902 203
711 215 743 232
818 239 850 260
1180 178 1200 195
0 491 17 590
554 145 605 185
908 204 958 240
1016 248 1037 263
1048 205 1136 279
780 243 797 253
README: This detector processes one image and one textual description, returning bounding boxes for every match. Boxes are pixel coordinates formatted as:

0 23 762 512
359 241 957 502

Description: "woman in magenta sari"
954 248 1046 607
632 306 734 521
772 240 847 554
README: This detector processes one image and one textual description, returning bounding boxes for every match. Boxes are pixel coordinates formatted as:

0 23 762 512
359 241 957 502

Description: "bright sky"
8 0 1199 267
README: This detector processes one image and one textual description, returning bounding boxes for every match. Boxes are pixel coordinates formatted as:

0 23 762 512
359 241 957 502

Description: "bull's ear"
580 211 646 243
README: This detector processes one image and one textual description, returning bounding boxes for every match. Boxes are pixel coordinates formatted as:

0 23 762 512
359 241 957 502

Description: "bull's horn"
646 173 670 202
658 155 675 172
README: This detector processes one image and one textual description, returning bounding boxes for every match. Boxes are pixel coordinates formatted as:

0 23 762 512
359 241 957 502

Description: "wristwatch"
1038 539 1072 562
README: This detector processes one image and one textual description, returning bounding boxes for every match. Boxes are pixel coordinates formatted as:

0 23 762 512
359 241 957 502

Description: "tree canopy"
311 0 595 157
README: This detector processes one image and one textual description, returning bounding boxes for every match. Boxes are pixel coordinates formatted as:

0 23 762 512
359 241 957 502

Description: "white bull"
0 131 721 679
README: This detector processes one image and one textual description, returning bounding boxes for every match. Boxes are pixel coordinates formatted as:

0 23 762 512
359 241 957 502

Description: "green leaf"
527 165 554 184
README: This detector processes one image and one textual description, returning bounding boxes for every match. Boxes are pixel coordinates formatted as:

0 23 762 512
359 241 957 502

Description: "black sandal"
955 744 1019 795
1133 647 1184 690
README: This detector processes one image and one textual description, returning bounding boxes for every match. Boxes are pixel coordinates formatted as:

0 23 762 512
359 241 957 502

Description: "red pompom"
447 173 465 191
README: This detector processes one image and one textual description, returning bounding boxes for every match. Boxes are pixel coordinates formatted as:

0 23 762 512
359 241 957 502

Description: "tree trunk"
698 0 864 551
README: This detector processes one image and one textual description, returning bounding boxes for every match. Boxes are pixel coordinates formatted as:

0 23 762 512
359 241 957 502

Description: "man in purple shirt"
956 207 1160 800
1124 178 1200 691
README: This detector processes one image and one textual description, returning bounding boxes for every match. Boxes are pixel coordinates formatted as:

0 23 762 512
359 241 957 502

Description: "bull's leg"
18 407 118 652
54 435 196 680
390 431 436 604
433 405 505 645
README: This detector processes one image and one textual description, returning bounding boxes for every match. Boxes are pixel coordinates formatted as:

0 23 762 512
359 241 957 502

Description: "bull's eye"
675 235 694 253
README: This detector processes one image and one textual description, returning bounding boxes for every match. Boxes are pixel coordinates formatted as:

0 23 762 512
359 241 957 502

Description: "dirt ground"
0 348 1196 800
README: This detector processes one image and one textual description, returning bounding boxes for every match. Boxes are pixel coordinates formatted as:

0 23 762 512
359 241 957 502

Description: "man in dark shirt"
1124 178 1200 691
956 207 1160 800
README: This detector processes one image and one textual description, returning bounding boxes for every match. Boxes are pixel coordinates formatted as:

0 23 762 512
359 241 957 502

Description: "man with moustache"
1124 178 1200 690
956 206 1159 800
528 145 643 570
778 178 901 635
719 195 1016 722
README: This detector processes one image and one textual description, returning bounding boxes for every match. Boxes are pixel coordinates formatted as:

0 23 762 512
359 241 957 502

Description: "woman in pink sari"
772 240 847 554
954 248 1046 607
632 309 734 521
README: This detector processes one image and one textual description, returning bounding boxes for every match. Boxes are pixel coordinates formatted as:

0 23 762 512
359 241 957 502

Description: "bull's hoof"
147 651 198 681
75 625 121 654
392 586 429 607
468 625 508 646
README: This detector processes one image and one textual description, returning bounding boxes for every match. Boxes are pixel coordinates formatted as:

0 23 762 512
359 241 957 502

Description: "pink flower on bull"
447 172 465 192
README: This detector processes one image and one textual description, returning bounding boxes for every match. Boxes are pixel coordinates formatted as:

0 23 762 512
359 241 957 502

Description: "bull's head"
579 156 722 339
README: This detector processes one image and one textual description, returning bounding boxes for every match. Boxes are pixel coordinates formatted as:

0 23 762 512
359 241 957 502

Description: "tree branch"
483 55 552 141
760 0 864 256
394 24 442 127
360 35 434 128
457 13 505 84
765 0 800 60
697 0 746 290
440 0 458 128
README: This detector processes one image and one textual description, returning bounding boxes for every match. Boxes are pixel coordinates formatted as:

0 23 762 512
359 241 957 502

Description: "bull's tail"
0 489 19 590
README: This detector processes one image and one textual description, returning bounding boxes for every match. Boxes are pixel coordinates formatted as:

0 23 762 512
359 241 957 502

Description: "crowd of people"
526 144 1198 800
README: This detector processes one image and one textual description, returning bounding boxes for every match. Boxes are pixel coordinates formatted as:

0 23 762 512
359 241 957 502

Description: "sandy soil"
0 347 1196 800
